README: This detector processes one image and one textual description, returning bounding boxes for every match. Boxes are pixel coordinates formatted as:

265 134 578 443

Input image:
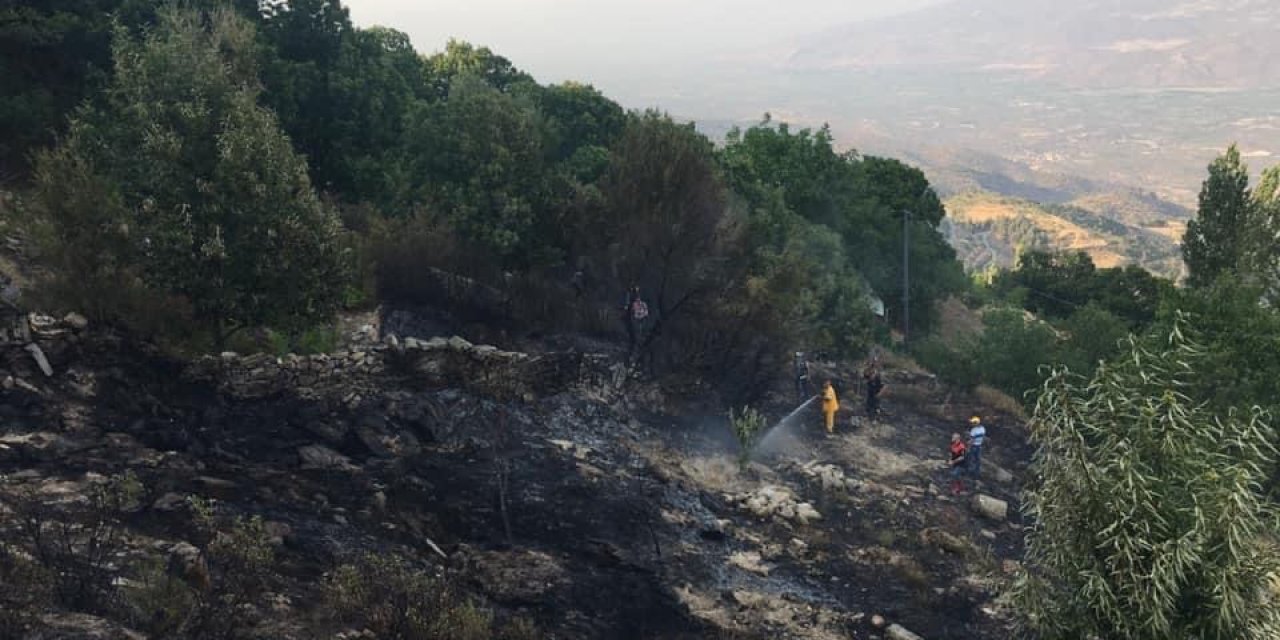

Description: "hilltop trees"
31 6 347 345
721 118 963 339
1012 321 1280 639
1182 145 1255 288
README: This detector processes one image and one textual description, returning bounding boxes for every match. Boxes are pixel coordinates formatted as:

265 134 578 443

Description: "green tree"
31 6 347 345
1183 145 1255 288
1013 319 1280 639
402 73 548 262
423 39 535 100
1056 302 1128 376
594 111 731 335
974 307 1058 399
1150 278 1280 417
319 26 423 204
0 0 178 177
720 118 963 335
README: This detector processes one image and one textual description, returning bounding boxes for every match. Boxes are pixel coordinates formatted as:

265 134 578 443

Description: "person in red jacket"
948 432 968 495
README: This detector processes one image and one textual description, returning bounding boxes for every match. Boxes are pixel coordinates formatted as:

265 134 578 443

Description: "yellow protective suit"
821 382 839 433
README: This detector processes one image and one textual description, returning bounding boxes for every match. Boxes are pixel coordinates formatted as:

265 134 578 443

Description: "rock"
27 313 59 333
33 613 147 640
0 432 80 462
921 527 973 556
2 375 12 390
447 336 473 351
62 312 89 330
794 502 822 524
195 476 239 498
25 343 53 377
994 467 1015 484
373 491 387 512
263 520 292 547
152 492 187 512
298 444 359 472
728 551 772 576
871 614 886 628
972 494 1009 522
356 419 422 458
169 542 210 592
887 623 924 640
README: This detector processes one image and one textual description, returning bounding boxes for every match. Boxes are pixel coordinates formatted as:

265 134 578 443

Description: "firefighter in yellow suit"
821 380 839 434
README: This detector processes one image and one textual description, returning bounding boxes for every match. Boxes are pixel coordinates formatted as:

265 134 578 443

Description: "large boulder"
972 494 1009 522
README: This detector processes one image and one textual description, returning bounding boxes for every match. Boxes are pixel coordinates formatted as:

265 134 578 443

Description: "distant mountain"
787 0 1280 90
942 191 1186 278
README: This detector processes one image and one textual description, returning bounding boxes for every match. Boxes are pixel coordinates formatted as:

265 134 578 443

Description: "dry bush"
974 384 1027 421
0 541 53 636
11 472 143 614
321 552 527 640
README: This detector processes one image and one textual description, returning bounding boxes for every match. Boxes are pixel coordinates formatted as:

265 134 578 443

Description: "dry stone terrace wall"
183 334 622 404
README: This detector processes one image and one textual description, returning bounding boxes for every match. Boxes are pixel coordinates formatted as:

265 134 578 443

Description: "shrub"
1011 318 1280 639
911 335 980 391
729 406 767 468
13 471 143 613
322 552 505 640
0 540 52 637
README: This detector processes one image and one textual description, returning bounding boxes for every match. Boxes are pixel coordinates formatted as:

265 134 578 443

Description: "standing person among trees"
821 380 839 436
793 352 810 404
863 358 885 418
620 285 648 354
967 416 986 481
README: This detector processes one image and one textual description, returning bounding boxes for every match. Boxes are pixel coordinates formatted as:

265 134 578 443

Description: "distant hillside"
788 0 1280 90
943 191 1185 278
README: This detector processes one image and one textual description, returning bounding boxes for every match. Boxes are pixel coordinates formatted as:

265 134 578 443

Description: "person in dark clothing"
863 359 885 418
793 352 810 404
621 285 648 353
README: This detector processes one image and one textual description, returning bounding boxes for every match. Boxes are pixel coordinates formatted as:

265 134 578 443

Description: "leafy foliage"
30 6 348 345
993 250 1168 327
1183 145 1256 288
729 406 767 468
1012 319 1280 639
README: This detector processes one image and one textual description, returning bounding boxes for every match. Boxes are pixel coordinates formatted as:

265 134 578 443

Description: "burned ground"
0 314 1030 639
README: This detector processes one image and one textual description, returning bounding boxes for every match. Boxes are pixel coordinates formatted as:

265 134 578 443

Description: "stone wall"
183 334 606 405
1 311 89 387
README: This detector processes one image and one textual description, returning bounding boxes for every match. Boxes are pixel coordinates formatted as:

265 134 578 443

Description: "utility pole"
901 184 932 345
902 208 910 344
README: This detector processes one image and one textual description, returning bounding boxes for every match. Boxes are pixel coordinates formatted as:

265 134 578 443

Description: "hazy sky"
343 0 943 108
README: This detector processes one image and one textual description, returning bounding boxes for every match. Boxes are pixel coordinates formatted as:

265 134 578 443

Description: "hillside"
0 309 1029 639
786 0 1280 90
675 0 1280 210
942 191 1186 277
